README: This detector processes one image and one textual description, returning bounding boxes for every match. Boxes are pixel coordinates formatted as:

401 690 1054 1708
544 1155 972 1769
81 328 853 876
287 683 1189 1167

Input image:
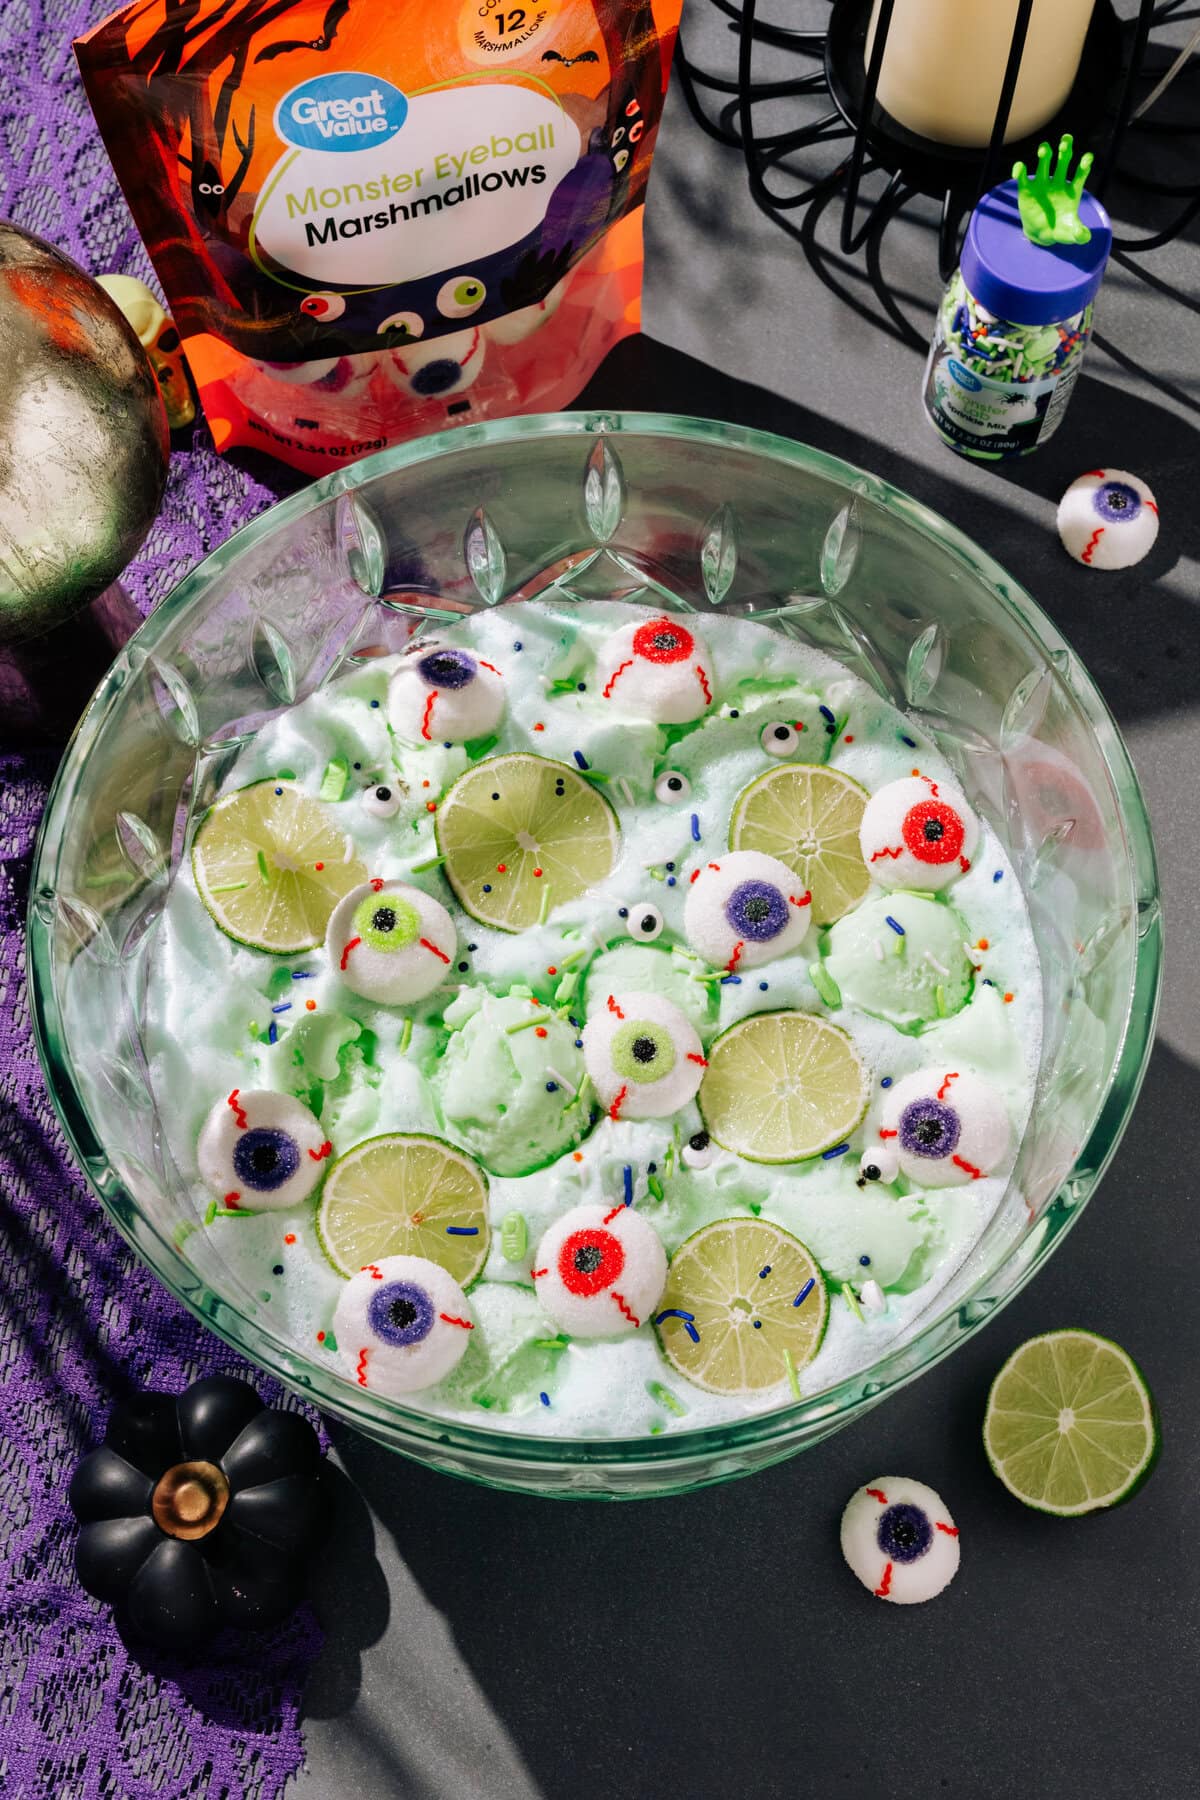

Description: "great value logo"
946 358 983 393
276 72 408 153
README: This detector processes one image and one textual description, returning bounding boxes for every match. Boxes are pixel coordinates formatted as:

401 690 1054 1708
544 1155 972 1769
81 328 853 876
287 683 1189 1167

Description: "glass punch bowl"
29 414 1161 1498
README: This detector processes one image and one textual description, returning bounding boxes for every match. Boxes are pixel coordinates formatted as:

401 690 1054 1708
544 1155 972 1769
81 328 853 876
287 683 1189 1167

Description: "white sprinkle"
342 835 354 864
872 939 884 962
545 1065 576 1098
861 1280 886 1315
962 941 980 961
641 858 663 870
617 777 635 807
925 952 950 977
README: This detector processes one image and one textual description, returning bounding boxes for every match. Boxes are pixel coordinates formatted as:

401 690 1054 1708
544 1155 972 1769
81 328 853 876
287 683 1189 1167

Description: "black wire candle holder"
674 0 1200 278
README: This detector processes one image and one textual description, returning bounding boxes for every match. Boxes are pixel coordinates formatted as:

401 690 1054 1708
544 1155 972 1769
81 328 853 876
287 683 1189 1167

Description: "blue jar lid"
960 179 1112 327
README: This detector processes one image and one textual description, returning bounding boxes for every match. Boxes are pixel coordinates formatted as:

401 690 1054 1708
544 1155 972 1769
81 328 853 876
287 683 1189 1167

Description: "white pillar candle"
866 0 1097 147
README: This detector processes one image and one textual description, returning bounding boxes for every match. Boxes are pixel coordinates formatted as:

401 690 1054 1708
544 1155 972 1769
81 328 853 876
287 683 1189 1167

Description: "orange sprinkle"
547 966 557 975
426 801 437 813
284 1233 296 1245
912 767 921 776
535 1026 547 1038
572 1151 583 1162
316 1330 326 1343
305 998 317 1011
530 997 541 1006
422 779 430 788
976 938 990 950
314 861 325 870
793 721 805 731
1003 992 1014 1004
533 722 545 731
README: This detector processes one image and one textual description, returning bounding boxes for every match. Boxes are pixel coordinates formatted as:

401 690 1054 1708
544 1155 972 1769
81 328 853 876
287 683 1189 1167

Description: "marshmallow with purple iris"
382 327 485 400
198 1088 331 1210
879 1067 1010 1188
683 849 813 973
388 641 506 744
582 991 708 1121
841 1476 960 1604
859 773 980 891
595 615 714 724
531 1203 667 1338
326 879 455 1005
334 1254 474 1395
1057 468 1159 570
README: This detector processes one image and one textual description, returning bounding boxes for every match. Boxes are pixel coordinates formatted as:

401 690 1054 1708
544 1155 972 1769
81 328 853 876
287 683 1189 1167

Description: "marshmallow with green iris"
596 615 714 724
880 1067 1009 1188
198 1088 330 1210
1057 469 1159 569
859 773 979 890
582 991 707 1120
383 327 484 400
683 849 812 972
334 1254 474 1395
388 640 505 744
531 1203 667 1337
841 1476 960 1604
326 879 455 1004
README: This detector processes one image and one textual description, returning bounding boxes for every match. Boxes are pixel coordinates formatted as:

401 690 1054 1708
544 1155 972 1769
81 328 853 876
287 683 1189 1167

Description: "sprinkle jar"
923 179 1112 461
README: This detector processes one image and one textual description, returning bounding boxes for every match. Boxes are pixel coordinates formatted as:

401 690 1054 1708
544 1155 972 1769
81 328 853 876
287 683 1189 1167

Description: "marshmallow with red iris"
859 774 979 890
334 1254 474 1395
683 850 813 973
198 1088 331 1211
531 1203 667 1337
582 991 708 1121
326 879 455 1005
879 1068 1010 1188
841 1476 960 1604
1057 468 1159 570
596 615 714 724
383 327 485 400
388 642 505 744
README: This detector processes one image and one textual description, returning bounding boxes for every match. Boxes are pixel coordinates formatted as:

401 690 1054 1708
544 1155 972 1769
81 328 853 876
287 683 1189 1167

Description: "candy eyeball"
326 879 455 1005
485 277 568 345
880 1068 1010 1188
333 1254 474 1395
841 1476 960 1604
761 721 801 758
682 1130 714 1170
257 356 340 386
627 903 664 943
857 1145 900 1186
654 769 692 804
300 291 346 322
1058 468 1159 570
383 328 485 399
361 782 403 820
437 275 487 319
683 849 812 973
256 353 377 399
387 641 505 743
859 774 980 890
595 615 714 724
582 991 707 1121
377 309 424 344
531 1202 667 1338
197 1089 330 1211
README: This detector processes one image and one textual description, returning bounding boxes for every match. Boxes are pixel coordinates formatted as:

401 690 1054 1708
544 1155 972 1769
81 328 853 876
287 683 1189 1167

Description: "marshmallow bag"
76 2 685 476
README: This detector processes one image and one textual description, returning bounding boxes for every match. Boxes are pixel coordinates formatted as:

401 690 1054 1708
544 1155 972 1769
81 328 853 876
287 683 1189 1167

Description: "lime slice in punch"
193 781 366 953
699 1010 869 1164
317 1133 490 1286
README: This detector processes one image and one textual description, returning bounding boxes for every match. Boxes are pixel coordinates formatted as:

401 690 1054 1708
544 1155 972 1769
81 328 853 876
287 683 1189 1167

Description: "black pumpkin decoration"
69 1374 328 1650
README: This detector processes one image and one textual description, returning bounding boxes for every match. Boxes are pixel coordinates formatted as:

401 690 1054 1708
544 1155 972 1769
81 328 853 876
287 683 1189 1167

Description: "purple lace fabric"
0 6 325 1795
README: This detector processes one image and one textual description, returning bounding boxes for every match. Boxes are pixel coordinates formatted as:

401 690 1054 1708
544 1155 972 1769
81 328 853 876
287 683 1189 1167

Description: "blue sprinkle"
822 1143 850 1160
720 974 742 985
884 915 905 936
983 977 996 987
274 786 283 795
655 1308 700 1343
899 733 917 747
753 1320 762 1329
793 1278 816 1309
267 1022 278 1045
573 750 589 770
859 1255 871 1266
623 1166 633 1207
291 970 313 980
819 705 835 724
513 641 523 651
539 1392 550 1406
467 943 478 952
993 870 1003 883
618 907 629 918
546 1082 559 1093
759 981 769 992
577 683 587 692
446 1226 480 1236
482 883 492 893
667 877 676 887
666 862 675 872
691 813 701 841
729 709 739 718
880 1076 893 1088
273 1264 284 1276
443 741 453 749
574 1038 583 1048
370 699 380 708
271 1002 292 1014
758 1265 772 1278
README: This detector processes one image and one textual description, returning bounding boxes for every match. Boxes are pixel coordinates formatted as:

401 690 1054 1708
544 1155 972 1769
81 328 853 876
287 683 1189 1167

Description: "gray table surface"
295 15 1200 1798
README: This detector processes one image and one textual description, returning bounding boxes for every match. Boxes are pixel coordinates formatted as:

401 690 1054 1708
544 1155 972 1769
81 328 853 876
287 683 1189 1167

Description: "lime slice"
436 752 619 932
316 1133 490 1286
655 1218 827 1394
699 1010 869 1163
983 1330 1160 1516
192 780 366 953
729 764 870 925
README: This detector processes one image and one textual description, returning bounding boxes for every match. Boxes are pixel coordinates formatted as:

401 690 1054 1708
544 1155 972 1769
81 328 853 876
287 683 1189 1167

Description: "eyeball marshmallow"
582 991 707 1121
531 1203 667 1338
333 1254 474 1395
360 781 403 820
761 720 802 757
683 850 813 972
388 641 505 743
383 327 484 400
254 352 378 399
841 1476 960 1604
880 1068 1010 1188
857 1144 900 1187
625 902 664 943
596 616 714 724
198 1088 331 1211
682 1129 715 1170
1058 469 1158 570
654 769 691 804
859 773 979 890
326 879 455 1005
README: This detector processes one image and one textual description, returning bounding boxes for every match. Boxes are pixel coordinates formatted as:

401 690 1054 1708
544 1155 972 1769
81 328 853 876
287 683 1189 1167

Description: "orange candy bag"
76 2 683 475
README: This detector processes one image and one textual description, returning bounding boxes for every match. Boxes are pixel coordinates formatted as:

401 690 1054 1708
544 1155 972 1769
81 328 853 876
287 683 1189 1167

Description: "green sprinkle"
501 1212 528 1262
565 1074 593 1113
321 1330 338 1353
203 1200 218 1226
645 866 665 882
561 926 582 940
809 961 842 1008
533 1335 569 1349
647 1175 665 1203
411 854 446 873
663 1145 674 1178
505 1013 546 1036
893 931 906 958
554 971 579 1004
783 1347 802 1400
646 1380 687 1417
842 1280 864 1323
319 756 349 803
585 769 611 783
538 883 552 925
399 1017 413 1055
256 850 270 886
211 880 250 894
559 948 587 970
275 769 296 781
935 983 948 1017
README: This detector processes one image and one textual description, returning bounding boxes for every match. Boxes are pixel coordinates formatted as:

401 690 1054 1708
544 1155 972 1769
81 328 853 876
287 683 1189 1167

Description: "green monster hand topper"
1012 134 1094 248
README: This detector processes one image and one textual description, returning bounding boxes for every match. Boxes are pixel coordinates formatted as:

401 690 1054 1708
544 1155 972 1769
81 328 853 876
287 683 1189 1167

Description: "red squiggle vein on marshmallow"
609 1085 628 1121
420 938 450 963
875 1562 894 1598
686 1053 708 1067
695 665 712 704
602 658 634 698
439 1313 474 1330
726 940 744 974
1081 527 1105 565
607 994 625 1019
789 891 812 908
866 1487 888 1504
937 1072 959 1100
308 1141 333 1161
870 846 904 862
937 1522 959 1537
420 690 437 741
340 936 361 970
603 1205 625 1225
478 659 501 675
227 1090 248 1129
952 1154 984 1180
611 1291 639 1327
356 1349 369 1386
